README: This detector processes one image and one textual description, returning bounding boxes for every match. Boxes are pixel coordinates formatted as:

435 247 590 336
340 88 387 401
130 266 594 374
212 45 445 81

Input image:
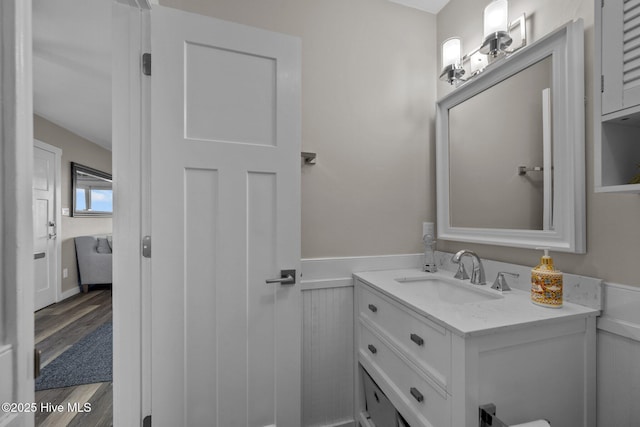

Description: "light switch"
62 207 70 216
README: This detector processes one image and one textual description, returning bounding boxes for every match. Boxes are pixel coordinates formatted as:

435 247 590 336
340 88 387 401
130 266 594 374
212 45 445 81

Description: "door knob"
265 269 296 285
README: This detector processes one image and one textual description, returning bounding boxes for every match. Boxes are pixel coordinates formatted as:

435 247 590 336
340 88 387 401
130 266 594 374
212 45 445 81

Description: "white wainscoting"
301 255 422 427
302 285 355 427
301 255 640 427
596 282 640 426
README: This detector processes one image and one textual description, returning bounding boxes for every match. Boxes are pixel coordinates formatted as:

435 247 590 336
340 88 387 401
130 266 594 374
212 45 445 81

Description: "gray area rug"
35 322 112 391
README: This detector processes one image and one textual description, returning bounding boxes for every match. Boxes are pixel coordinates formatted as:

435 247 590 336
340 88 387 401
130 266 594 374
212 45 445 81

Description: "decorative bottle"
531 249 563 308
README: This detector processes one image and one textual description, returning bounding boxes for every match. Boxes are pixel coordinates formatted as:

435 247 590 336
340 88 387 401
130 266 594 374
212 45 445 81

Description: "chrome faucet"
451 250 486 285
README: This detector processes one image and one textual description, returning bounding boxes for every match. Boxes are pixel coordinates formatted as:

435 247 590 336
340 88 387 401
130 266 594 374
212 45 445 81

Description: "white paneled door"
150 6 301 427
33 141 60 311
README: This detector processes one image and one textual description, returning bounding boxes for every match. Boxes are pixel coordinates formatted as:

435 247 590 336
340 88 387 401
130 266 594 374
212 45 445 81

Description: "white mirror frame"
436 19 585 253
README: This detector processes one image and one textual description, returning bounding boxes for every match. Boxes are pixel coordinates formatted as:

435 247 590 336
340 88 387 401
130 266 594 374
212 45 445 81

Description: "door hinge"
143 415 151 427
601 75 604 93
34 348 41 378
142 53 151 76
142 236 151 258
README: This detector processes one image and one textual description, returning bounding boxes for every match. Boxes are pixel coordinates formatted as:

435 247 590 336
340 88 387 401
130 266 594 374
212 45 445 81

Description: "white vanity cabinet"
354 271 598 427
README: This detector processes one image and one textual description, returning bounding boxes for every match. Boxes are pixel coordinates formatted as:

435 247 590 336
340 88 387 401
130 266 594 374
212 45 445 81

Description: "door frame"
112 0 151 425
33 139 62 309
0 0 35 425
1 0 151 425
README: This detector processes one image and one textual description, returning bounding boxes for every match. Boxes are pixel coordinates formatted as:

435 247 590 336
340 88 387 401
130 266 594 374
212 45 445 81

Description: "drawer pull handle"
410 387 424 403
368 344 377 354
368 304 378 313
410 333 424 346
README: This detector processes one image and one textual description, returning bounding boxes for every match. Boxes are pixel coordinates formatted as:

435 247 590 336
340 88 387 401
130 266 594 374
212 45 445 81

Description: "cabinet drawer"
359 323 451 427
358 283 451 389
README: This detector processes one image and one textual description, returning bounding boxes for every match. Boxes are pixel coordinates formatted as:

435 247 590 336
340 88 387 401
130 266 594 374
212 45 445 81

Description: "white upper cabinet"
602 0 640 114
595 0 640 192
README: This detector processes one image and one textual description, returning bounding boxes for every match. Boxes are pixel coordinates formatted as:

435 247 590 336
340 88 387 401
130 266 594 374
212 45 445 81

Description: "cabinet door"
602 0 640 114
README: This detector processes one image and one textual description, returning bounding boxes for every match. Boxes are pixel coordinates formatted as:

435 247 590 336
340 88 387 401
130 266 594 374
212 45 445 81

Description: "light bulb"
483 0 509 38
442 37 462 68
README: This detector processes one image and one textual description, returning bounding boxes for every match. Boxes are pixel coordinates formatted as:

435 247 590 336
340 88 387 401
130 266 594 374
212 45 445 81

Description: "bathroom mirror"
436 20 585 253
71 162 113 217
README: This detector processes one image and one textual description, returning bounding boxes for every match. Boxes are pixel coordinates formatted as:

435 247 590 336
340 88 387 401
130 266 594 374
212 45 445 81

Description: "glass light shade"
483 0 509 38
442 37 462 68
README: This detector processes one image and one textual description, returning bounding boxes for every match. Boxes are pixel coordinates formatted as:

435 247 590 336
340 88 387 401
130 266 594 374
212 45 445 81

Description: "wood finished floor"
34 288 113 427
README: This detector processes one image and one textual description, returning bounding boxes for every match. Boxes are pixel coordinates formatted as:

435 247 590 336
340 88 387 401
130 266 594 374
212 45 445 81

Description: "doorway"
32 0 114 425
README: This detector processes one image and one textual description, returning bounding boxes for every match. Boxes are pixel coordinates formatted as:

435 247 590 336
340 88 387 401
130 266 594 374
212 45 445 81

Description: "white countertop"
354 269 600 337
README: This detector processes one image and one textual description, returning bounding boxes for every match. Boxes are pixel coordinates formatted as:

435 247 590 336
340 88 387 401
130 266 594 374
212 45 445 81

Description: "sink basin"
394 276 503 304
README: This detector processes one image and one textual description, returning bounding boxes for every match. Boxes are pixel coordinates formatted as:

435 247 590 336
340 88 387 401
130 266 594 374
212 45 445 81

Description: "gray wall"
34 115 112 293
159 0 438 259
438 0 640 286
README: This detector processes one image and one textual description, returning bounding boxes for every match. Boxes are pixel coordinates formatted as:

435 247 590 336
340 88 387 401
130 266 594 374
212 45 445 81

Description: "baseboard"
59 286 80 301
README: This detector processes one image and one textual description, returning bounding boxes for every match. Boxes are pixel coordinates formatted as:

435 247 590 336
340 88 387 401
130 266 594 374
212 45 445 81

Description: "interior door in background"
150 6 302 427
33 141 60 311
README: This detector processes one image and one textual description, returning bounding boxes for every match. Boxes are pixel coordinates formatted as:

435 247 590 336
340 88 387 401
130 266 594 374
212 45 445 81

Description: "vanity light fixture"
439 0 527 86
440 37 465 85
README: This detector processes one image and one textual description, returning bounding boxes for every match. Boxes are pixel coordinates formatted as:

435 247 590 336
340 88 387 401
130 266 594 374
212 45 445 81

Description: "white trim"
1 0 35 425
139 9 152 419
593 0 603 191
301 254 423 282
597 282 640 342
34 140 62 306
112 1 147 425
300 278 353 291
598 317 640 341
